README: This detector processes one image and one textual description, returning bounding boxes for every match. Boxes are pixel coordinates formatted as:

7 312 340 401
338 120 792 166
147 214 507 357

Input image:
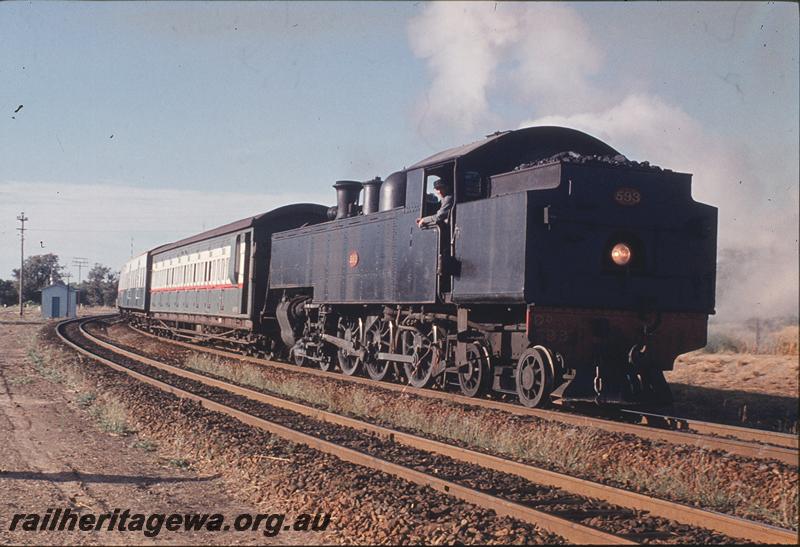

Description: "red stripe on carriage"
150 283 244 293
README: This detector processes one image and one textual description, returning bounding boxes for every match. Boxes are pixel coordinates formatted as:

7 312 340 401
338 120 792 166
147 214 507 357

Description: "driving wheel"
402 327 435 388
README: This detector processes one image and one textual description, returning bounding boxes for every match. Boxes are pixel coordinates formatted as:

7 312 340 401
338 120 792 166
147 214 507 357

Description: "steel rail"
57 317 632 545
620 409 798 449
84 318 796 544
130 323 799 465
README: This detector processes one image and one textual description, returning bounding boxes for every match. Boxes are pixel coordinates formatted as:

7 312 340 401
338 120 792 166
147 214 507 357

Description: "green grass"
27 347 64 383
76 391 97 408
7 375 33 386
168 458 190 469
132 439 157 452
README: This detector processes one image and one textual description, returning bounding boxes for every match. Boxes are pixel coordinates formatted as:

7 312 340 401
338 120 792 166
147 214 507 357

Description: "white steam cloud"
409 2 605 137
409 2 798 322
408 2 517 135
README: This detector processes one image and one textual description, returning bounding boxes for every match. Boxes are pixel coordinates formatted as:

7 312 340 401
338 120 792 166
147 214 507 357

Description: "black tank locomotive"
120 126 717 407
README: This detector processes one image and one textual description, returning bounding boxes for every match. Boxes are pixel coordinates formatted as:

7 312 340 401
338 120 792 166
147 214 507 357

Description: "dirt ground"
669 352 798 397
0 310 315 545
667 352 798 431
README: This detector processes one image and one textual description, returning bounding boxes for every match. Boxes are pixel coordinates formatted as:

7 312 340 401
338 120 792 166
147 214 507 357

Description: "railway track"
126 320 798 464
57 316 797 544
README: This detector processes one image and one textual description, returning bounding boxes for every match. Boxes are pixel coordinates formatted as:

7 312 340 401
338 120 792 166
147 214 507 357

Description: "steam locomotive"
118 126 717 407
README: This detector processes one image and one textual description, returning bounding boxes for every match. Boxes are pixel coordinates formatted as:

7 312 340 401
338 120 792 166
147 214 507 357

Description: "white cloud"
0 182 329 280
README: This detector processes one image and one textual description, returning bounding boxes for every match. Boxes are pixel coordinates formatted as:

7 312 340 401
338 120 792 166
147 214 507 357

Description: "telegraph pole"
72 257 89 308
16 212 28 317
64 272 72 318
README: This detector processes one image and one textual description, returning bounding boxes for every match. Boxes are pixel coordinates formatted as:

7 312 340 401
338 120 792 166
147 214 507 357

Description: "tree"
0 279 17 306
79 264 120 307
11 254 64 304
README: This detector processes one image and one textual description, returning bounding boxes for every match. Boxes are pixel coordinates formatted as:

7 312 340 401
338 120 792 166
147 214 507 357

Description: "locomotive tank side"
269 171 440 305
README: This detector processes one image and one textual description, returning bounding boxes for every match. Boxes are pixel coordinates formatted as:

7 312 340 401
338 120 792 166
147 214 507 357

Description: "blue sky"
1 2 797 319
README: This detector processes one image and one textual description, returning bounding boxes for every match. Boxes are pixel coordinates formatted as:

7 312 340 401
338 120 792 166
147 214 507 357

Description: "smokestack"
333 180 363 219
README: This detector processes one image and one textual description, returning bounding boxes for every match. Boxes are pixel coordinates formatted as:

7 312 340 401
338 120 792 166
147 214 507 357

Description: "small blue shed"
41 283 78 319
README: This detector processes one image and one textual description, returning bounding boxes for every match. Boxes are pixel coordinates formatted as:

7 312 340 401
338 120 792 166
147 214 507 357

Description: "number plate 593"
614 188 641 206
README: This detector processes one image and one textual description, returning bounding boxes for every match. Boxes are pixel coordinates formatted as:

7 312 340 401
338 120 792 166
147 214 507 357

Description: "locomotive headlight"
611 243 632 266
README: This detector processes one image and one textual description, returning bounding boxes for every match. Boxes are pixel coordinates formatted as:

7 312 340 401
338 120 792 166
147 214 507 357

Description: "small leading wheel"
290 343 307 367
336 318 362 376
364 320 392 381
516 346 554 408
458 342 490 397
402 328 435 388
318 350 334 372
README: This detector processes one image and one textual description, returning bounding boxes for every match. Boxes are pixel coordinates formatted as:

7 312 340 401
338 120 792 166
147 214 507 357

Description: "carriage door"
234 233 251 315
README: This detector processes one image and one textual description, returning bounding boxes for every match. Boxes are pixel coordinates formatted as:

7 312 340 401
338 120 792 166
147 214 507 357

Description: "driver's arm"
417 195 453 228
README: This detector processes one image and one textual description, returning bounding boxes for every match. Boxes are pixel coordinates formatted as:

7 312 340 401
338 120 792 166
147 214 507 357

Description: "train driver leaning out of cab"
416 179 453 229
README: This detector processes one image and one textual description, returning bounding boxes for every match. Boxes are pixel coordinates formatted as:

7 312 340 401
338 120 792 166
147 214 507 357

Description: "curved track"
57 316 797 544
129 321 798 464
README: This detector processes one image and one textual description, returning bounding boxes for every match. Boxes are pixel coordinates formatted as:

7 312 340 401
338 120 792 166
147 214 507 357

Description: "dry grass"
26 343 132 435
772 326 799 355
669 319 798 433
183 353 799 529
670 352 799 398
704 321 799 355
90 397 132 435
186 353 602 473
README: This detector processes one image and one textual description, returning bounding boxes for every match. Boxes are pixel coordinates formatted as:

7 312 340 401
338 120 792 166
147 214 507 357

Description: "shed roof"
41 283 78 293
